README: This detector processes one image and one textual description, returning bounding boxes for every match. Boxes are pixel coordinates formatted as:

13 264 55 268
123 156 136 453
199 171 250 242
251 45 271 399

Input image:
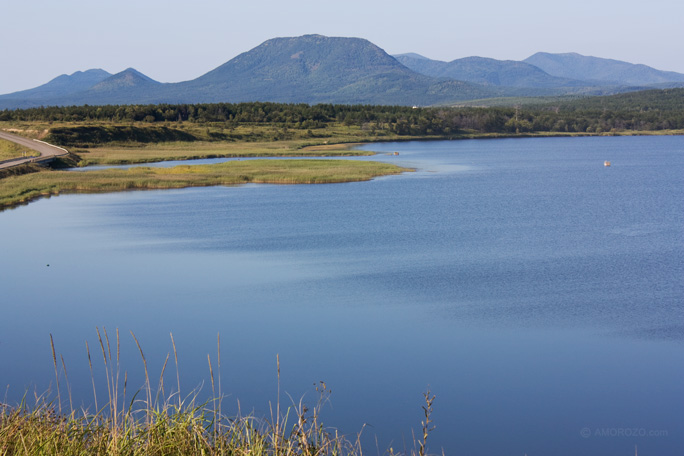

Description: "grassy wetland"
0 119 419 209
0 159 408 208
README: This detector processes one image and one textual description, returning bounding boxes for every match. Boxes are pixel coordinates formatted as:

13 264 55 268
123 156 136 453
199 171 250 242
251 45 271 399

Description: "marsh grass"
0 330 438 456
73 140 374 167
0 159 410 209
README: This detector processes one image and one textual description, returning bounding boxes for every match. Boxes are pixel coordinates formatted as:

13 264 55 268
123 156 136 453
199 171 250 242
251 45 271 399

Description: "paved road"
0 130 69 170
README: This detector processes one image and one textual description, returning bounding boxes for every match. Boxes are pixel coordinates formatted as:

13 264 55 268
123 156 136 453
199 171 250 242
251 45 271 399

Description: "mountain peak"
90 68 159 92
180 34 495 105
197 34 407 85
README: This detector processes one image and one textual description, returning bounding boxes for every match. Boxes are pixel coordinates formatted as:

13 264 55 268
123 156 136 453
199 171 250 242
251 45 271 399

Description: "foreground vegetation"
0 330 437 456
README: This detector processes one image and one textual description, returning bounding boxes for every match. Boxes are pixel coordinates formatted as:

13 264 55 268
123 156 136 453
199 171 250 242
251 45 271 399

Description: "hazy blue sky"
2 0 683 94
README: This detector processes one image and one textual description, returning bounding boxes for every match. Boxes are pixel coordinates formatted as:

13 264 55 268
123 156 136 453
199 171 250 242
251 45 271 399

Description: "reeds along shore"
0 159 408 210
0 329 437 456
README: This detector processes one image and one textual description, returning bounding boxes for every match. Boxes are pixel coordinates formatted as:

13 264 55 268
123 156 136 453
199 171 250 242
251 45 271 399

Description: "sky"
1 0 683 94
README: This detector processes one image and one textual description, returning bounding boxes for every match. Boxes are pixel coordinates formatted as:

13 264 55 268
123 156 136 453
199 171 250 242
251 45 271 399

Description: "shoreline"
1 129 682 211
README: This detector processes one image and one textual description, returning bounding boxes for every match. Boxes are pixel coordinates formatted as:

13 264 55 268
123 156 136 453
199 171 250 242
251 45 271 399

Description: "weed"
0 330 440 456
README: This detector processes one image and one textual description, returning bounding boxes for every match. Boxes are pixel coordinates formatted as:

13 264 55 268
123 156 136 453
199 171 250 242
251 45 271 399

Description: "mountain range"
2 34 683 109
393 54 585 89
524 52 684 86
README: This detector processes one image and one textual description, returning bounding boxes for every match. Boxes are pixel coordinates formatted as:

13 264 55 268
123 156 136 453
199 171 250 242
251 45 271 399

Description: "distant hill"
393 54 455 79
4 69 111 99
0 68 164 108
62 68 164 105
0 69 111 109
394 54 585 89
90 68 160 92
524 52 684 86
170 34 500 105
538 88 684 112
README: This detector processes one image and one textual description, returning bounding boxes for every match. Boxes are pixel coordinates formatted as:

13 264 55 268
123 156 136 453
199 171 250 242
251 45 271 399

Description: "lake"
1 136 682 455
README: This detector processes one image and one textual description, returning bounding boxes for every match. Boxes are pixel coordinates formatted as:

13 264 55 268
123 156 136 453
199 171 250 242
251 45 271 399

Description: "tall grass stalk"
49 334 61 416
0 329 439 455
170 332 181 408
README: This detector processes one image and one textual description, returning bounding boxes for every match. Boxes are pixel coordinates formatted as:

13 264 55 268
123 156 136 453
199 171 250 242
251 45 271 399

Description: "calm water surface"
1 136 682 455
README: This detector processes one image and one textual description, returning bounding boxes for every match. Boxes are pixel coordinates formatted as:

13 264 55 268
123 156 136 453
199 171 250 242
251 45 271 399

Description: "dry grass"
0 159 410 209
0 138 39 160
73 140 373 166
0 330 437 456
0 121 413 211
0 121 424 166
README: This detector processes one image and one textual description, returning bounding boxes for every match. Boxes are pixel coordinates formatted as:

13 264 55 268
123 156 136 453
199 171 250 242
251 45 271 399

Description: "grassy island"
0 159 409 209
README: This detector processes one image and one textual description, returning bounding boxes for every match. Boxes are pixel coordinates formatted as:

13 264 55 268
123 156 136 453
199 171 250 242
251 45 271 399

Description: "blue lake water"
1 136 683 455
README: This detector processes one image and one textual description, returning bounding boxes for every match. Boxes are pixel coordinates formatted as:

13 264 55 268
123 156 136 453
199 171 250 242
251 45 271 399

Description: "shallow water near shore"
1 136 682 455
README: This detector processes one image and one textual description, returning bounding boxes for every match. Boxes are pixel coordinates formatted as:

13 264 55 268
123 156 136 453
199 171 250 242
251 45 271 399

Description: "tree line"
2 96 683 136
